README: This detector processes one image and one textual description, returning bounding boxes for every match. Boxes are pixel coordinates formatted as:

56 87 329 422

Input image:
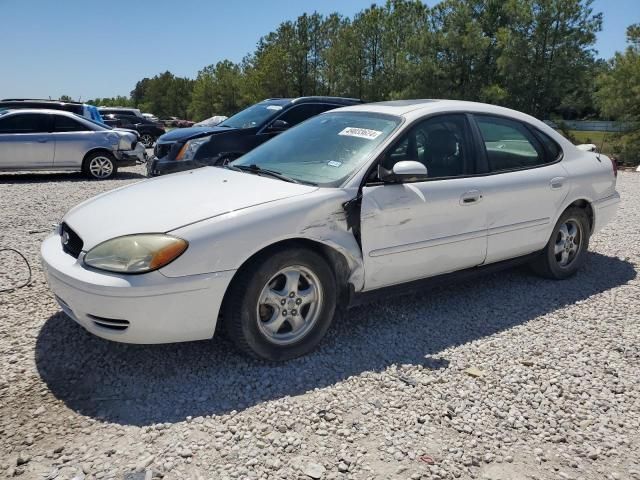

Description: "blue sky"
0 0 637 100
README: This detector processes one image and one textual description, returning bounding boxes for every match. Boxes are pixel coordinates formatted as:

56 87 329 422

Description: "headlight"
84 234 188 274
176 136 211 161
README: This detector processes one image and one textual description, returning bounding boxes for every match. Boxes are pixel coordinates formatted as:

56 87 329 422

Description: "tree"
596 24 640 165
496 0 602 117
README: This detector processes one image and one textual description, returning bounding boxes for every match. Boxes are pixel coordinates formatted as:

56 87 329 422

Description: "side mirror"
268 119 290 131
380 160 428 183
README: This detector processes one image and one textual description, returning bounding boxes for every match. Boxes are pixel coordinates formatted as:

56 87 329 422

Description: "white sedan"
41 100 620 360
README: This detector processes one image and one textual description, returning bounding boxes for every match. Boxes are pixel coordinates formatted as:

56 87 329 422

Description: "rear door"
51 114 95 168
471 114 569 263
0 112 53 169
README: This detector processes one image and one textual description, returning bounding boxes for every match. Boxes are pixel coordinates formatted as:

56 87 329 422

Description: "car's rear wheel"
224 248 337 361
83 152 117 180
531 207 590 279
140 133 155 148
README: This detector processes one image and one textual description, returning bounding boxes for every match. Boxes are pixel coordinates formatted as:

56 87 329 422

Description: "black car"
101 114 165 148
147 96 362 176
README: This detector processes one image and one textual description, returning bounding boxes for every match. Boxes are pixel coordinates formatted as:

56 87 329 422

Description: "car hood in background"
157 126 234 143
63 167 318 250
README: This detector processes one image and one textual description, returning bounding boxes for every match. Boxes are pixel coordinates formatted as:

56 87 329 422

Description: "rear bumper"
592 191 620 234
40 234 235 344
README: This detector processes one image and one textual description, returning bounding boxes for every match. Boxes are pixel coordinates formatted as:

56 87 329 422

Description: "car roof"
338 99 544 124
1 98 86 105
1 108 87 117
261 96 362 106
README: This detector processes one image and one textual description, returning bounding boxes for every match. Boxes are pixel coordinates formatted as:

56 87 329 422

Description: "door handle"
460 190 482 205
550 177 566 189
36 137 48 143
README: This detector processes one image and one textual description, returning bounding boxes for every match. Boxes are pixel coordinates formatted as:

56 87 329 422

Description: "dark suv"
101 114 165 147
147 96 361 176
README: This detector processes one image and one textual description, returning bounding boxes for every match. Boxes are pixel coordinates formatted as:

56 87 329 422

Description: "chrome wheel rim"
554 219 582 267
89 156 114 178
256 265 323 345
141 134 153 147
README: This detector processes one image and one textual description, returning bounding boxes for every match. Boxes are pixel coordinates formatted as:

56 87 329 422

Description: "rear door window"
0 113 50 133
474 115 546 172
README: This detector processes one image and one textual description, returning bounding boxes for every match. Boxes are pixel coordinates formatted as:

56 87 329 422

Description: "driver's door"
360 114 488 290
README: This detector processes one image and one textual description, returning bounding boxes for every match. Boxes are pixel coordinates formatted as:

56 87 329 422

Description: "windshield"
232 112 402 186
219 101 289 129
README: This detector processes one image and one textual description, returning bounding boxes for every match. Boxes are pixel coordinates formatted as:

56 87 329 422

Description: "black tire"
223 248 337 361
83 151 117 180
530 207 590 279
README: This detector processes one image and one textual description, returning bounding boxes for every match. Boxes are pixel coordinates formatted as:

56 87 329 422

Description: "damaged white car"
41 100 620 360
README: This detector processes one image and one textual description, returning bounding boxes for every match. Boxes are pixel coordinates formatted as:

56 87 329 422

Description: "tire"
530 207 590 279
140 133 155 148
224 248 337 361
83 151 117 180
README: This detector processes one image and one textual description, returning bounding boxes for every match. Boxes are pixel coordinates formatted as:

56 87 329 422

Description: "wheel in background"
140 133 155 148
83 151 117 180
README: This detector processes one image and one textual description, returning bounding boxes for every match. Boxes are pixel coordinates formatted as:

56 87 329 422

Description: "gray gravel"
1 166 639 480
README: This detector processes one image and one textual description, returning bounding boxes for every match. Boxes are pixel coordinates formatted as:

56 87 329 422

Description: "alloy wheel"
89 156 114 179
554 218 582 267
140 134 154 148
256 265 323 345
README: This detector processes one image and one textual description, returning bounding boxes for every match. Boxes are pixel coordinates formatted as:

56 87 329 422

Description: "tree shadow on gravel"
0 169 146 183
35 251 636 426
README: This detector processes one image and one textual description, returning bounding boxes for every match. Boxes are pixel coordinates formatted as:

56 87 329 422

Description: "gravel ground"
0 165 639 480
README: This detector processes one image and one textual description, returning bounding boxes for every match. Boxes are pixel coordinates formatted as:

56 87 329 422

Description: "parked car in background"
0 99 103 123
98 107 144 120
193 115 227 127
160 116 195 128
0 109 140 179
41 100 620 360
101 114 165 147
147 96 362 176
142 113 159 122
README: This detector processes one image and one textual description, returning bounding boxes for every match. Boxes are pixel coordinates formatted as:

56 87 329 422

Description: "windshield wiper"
229 164 301 184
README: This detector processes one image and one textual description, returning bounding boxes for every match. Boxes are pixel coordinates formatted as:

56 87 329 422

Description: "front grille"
154 142 173 159
87 314 130 331
60 222 83 258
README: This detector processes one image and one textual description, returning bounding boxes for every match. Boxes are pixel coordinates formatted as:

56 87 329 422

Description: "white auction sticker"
266 105 283 111
338 127 383 140
327 160 342 167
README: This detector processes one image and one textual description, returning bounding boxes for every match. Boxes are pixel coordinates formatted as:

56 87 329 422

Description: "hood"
63 167 318 250
157 126 233 143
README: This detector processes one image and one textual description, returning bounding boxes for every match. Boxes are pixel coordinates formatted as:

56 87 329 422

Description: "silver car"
0 109 141 179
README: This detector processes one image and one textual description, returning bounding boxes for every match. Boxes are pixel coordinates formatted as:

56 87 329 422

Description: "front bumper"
114 145 147 167
146 156 204 177
41 234 235 344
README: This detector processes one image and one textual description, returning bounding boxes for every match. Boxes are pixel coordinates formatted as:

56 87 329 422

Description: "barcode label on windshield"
338 127 382 140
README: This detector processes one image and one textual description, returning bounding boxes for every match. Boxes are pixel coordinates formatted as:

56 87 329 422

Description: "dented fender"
162 187 366 290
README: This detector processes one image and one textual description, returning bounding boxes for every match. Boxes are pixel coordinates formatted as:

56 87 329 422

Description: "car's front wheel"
83 152 117 180
224 248 337 361
140 133 155 148
531 207 590 279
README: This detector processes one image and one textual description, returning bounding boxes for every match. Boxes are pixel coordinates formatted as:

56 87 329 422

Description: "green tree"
596 24 640 165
